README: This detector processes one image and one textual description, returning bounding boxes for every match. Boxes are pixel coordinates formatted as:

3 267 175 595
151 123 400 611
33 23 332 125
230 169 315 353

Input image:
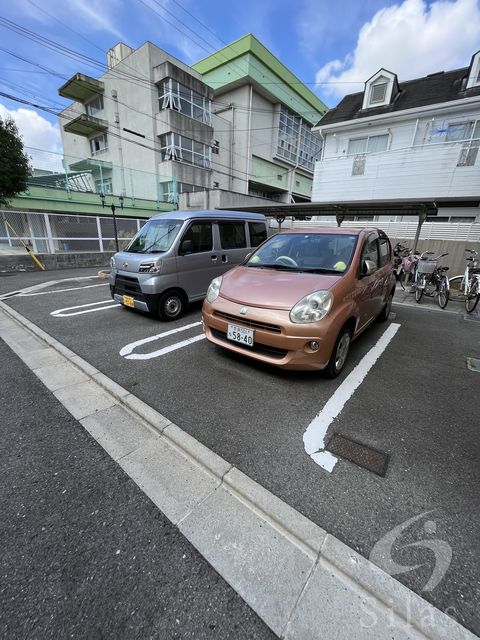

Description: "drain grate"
326 433 389 477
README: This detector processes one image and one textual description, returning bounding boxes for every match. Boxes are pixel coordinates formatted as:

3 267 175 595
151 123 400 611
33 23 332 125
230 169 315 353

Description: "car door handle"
211 255 218 262
222 254 228 263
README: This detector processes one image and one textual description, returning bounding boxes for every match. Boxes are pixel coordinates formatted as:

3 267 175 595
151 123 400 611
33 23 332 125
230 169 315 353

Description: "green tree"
0 117 31 206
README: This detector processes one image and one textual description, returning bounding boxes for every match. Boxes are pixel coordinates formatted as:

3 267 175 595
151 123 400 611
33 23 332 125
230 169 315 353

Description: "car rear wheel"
158 291 185 321
325 326 352 378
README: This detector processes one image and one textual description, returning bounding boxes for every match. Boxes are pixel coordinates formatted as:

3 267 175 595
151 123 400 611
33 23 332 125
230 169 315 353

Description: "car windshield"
125 219 183 253
246 232 357 273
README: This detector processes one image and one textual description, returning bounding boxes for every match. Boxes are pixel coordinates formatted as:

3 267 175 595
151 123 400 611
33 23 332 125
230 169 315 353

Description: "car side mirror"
362 259 377 276
180 239 193 255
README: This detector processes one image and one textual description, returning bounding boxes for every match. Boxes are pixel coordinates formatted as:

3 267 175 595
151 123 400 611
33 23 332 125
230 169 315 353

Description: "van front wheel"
158 291 185 321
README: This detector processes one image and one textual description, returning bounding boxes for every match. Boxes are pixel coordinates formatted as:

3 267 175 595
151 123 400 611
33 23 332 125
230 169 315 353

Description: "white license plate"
227 323 254 347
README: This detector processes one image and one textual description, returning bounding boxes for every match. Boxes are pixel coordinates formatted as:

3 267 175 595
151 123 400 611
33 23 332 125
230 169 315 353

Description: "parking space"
3 272 480 635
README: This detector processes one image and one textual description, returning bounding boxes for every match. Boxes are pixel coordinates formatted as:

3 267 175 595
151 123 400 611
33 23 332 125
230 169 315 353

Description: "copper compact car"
202 227 395 376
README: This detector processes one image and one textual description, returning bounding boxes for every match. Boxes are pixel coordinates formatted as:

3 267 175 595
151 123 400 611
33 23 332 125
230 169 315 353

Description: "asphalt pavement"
0 337 275 640
2 268 480 636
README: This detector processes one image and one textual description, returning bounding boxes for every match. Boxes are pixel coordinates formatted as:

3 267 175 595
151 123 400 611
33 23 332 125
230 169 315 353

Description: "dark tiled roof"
318 67 480 126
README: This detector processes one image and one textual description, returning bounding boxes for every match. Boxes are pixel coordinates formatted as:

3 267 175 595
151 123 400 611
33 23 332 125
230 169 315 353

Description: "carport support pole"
412 208 428 253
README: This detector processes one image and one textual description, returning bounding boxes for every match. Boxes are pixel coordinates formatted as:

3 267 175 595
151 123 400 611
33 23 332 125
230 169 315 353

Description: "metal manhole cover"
326 433 389 477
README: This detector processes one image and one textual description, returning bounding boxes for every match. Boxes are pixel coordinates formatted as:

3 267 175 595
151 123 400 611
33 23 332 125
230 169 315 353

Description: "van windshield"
246 233 358 273
125 219 183 253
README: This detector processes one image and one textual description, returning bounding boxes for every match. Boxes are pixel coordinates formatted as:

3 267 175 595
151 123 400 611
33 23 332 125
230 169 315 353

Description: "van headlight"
290 290 333 323
110 257 115 268
139 261 162 273
206 276 222 303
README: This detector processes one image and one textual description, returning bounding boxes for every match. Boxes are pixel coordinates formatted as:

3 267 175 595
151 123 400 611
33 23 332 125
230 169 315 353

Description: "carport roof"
219 197 480 219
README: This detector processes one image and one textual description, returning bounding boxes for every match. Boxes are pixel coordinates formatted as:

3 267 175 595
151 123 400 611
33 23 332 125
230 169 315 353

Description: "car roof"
150 209 266 222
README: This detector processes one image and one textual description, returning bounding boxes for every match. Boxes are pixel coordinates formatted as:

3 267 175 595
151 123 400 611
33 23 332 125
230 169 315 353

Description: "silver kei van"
109 209 268 321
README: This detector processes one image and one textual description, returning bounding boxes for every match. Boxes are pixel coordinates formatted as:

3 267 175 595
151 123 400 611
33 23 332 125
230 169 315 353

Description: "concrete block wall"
0 252 114 273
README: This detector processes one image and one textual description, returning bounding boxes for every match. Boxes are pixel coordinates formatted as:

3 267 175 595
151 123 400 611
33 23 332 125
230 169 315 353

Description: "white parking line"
119 321 205 360
21 283 107 297
50 300 120 317
303 322 401 473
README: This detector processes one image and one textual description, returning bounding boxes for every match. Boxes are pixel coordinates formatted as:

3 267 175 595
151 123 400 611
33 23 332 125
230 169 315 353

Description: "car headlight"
206 276 222 303
290 290 333 323
110 257 115 268
138 261 162 273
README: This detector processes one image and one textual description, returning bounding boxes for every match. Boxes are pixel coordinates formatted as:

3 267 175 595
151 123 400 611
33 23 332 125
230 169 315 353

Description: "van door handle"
222 254 228 264
211 255 218 262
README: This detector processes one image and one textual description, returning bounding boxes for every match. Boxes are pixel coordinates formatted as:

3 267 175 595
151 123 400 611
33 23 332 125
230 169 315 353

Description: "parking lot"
2 267 480 636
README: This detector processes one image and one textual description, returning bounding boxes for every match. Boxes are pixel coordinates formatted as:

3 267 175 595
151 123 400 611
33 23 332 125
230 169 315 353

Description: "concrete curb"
0 300 477 640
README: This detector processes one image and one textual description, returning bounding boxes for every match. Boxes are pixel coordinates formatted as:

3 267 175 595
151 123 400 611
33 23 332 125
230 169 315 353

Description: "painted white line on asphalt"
51 300 120 317
303 322 401 473
21 283 107 297
120 321 204 360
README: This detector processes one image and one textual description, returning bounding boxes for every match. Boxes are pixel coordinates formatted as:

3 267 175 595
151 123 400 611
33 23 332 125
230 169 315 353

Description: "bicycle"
414 253 449 307
448 250 480 313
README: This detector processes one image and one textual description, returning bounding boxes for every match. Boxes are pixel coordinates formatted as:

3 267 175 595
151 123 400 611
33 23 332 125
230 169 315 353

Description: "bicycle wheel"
465 278 480 313
415 275 425 302
437 276 449 309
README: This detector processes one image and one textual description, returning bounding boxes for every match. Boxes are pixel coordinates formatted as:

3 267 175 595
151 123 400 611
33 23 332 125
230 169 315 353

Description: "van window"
379 238 391 266
182 221 213 253
218 221 246 249
248 222 267 247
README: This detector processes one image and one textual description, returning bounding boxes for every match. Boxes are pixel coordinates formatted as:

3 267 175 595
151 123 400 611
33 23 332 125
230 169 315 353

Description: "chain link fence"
0 210 146 255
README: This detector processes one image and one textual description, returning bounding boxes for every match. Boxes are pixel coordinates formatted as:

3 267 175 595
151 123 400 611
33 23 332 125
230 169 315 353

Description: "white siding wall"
314 105 480 213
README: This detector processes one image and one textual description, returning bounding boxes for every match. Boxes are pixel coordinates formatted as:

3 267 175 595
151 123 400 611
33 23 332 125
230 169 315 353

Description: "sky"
0 0 479 170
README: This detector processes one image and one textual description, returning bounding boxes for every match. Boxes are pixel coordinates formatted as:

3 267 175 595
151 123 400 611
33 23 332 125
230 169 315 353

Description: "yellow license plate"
123 295 135 308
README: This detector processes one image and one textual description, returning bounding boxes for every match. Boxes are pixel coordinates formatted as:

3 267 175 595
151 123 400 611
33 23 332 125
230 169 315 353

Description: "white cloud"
0 103 63 171
315 0 480 101
19 0 127 42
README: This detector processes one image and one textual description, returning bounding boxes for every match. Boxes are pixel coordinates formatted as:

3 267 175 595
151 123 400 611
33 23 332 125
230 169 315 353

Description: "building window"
212 140 219 154
95 177 112 194
347 134 388 155
277 105 322 172
160 133 211 169
158 78 211 125
447 121 480 167
370 81 388 104
89 133 108 156
159 181 205 203
85 95 104 117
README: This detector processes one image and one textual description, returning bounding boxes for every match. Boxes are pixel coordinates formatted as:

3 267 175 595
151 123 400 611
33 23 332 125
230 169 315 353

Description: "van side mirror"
180 239 193 255
362 259 377 276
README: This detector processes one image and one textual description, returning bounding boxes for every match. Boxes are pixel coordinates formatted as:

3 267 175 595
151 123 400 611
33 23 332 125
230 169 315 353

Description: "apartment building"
312 51 480 222
58 35 327 209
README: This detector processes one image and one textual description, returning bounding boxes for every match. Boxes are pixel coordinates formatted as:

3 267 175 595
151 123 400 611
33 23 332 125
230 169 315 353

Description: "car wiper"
302 267 341 274
248 263 301 271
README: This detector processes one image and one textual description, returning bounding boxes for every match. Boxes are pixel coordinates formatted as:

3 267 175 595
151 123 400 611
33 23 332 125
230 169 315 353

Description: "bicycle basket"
417 259 437 274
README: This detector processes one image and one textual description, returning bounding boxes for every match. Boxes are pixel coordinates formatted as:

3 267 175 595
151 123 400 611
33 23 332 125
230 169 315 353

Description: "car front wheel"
325 326 352 378
158 291 185 321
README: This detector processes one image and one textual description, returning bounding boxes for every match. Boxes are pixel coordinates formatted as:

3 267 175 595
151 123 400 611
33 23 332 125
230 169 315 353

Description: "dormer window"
466 50 480 89
362 69 398 110
370 79 388 104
